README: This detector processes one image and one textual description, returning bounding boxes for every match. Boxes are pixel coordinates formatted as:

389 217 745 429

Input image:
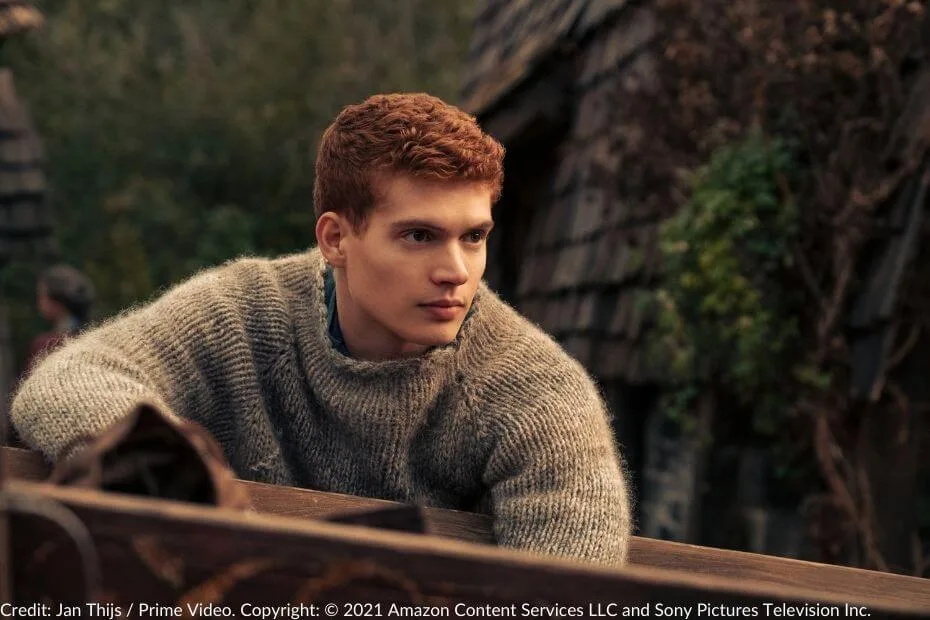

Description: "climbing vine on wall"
653 132 829 436
628 0 930 573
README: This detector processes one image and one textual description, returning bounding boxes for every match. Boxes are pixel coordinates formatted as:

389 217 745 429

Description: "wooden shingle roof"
0 68 55 261
463 0 662 383
460 0 631 115
0 1 50 261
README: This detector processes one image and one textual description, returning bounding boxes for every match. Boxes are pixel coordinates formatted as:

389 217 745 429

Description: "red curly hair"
313 93 505 230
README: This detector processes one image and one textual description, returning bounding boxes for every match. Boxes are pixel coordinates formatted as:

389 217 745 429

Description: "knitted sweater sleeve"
10 259 285 461
480 352 633 567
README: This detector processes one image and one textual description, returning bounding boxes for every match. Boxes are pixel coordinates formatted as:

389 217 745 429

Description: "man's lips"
419 299 465 308
419 300 465 320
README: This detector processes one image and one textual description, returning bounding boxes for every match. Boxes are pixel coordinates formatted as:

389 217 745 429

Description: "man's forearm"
11 338 174 460
491 466 631 566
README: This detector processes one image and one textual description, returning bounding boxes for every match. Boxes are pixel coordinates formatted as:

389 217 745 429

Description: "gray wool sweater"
11 248 632 565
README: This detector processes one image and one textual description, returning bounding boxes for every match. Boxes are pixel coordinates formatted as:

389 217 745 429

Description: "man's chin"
409 324 462 347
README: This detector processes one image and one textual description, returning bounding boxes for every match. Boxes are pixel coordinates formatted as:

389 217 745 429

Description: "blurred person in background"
21 264 95 379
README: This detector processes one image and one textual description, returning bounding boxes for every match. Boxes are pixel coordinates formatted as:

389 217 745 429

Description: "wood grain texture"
3 446 48 481
244 479 495 543
7 480 928 617
5 446 930 615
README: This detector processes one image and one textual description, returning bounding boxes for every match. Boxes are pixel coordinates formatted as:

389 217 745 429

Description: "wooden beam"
3 446 48 481
2 446 496 543
245 478 494 543
5 446 930 614
7 480 928 617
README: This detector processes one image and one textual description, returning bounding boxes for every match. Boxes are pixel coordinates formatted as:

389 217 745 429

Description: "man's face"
336 174 494 359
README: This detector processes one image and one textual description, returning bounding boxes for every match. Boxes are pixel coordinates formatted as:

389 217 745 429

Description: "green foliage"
650 131 816 435
1 0 474 368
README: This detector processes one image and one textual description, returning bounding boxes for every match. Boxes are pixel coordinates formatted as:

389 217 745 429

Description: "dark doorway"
486 121 566 305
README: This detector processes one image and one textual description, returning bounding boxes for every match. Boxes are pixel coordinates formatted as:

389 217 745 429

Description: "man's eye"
404 230 432 243
465 231 487 243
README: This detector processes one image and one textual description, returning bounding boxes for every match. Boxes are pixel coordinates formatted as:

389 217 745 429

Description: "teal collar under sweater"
323 267 351 357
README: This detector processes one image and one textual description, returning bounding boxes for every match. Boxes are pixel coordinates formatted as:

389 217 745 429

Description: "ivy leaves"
652 131 810 435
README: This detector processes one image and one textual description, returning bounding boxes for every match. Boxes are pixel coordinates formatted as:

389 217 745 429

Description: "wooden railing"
2 447 928 617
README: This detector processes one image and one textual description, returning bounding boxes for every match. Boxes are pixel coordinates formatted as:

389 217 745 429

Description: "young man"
11 93 632 566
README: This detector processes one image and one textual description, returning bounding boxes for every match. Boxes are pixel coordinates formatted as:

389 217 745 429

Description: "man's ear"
315 212 349 267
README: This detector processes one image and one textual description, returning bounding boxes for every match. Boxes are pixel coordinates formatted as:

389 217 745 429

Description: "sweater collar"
272 246 515 430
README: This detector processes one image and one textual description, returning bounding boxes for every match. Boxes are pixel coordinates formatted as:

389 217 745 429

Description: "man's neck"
331 273 429 362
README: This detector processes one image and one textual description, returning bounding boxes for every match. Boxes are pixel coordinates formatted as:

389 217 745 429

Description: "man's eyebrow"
390 219 495 233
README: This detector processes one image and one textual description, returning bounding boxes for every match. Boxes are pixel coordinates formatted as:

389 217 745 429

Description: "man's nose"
432 245 469 285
